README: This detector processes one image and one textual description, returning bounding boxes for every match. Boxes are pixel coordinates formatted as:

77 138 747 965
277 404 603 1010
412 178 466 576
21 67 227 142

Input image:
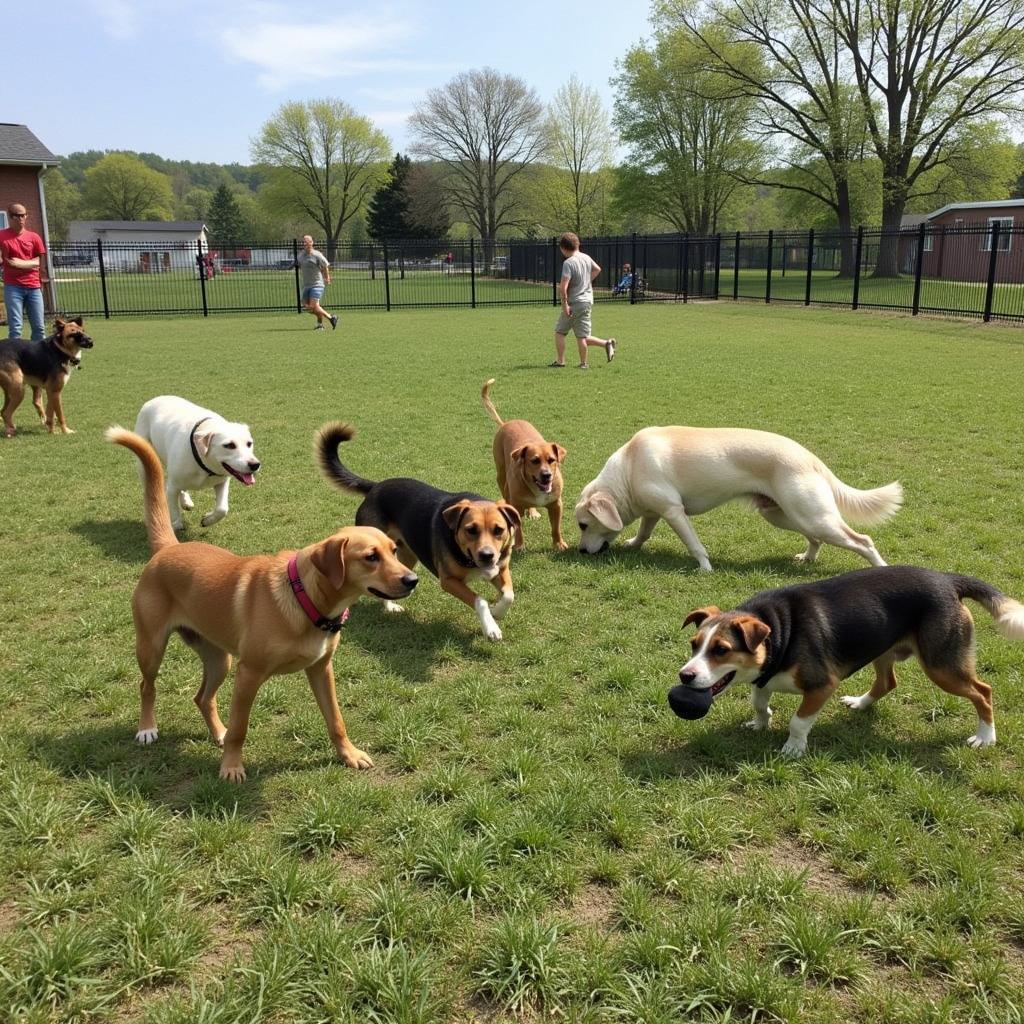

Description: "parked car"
53 251 93 268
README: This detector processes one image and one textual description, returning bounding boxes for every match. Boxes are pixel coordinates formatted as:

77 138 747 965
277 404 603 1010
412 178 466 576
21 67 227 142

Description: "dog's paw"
697 561 714 573
483 621 503 642
622 536 644 549
341 746 375 770
526 508 541 519
780 736 807 757
219 762 247 784
201 510 226 527
135 727 159 745
179 492 194 511
61 427 76 435
491 594 514 621
743 712 772 731
383 601 405 614
841 694 872 712
553 539 569 552
212 729 226 748
967 722 996 748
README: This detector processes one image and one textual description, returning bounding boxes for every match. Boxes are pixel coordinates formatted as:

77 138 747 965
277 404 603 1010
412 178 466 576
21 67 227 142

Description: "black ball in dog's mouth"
667 683 714 720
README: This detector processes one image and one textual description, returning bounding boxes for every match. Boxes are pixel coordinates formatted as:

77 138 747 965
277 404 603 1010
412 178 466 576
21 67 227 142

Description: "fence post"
911 222 926 316
292 239 301 313
197 239 209 317
713 234 722 299
383 240 391 312
805 228 814 306
630 233 638 305
733 231 740 300
96 239 110 319
681 234 690 303
765 230 774 304
983 221 1000 323
852 226 864 310
675 236 683 298
551 236 558 305
470 238 477 309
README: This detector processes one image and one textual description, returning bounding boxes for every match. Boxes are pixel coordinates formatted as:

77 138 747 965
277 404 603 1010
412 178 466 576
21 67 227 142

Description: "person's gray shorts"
555 302 593 339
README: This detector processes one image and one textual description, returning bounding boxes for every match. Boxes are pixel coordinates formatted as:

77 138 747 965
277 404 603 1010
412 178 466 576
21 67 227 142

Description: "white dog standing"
574 426 902 570
134 396 262 531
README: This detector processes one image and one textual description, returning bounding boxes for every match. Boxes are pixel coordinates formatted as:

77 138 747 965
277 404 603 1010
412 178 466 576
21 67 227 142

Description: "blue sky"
19 1 650 164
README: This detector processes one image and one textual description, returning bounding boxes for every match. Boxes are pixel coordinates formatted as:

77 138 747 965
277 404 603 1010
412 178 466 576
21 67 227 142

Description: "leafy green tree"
367 154 413 239
177 186 213 221
207 184 247 243
253 99 391 254
41 169 82 242
612 24 763 235
81 153 174 220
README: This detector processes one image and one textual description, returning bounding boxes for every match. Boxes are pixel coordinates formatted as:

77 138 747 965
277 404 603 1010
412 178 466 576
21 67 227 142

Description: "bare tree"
253 99 391 254
826 0 1024 274
669 0 868 274
409 68 545 261
545 75 617 234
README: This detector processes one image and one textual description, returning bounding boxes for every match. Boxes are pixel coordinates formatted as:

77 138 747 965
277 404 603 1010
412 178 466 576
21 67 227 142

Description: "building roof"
70 220 206 232
0 123 58 166
927 199 1024 220
900 213 929 228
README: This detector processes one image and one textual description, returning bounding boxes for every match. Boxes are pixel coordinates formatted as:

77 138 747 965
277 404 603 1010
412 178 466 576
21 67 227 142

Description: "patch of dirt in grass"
196 917 260 976
0 900 19 935
735 837 861 899
568 882 615 932
453 994 528 1023
332 850 376 880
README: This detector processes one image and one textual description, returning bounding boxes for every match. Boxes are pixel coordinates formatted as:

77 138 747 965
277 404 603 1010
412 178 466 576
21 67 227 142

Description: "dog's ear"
588 491 623 532
551 443 567 464
72 316 84 327
309 535 348 591
442 499 473 532
53 317 67 333
510 445 528 463
497 502 521 533
193 430 215 457
683 606 720 629
734 615 771 652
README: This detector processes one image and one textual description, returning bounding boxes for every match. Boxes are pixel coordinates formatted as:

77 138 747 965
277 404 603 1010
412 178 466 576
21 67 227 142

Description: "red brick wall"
920 207 1021 284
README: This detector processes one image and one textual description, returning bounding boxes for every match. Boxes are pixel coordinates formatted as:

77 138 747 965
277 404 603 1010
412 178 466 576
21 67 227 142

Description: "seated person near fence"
612 263 634 295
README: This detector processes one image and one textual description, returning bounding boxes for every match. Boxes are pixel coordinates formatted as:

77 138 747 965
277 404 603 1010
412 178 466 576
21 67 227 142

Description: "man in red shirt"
1 202 47 341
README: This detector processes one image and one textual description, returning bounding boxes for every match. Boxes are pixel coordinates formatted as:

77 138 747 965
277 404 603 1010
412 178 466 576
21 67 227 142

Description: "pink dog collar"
287 554 349 633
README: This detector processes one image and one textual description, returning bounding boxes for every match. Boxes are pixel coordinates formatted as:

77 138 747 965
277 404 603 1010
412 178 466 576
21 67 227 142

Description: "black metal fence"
46 224 1024 324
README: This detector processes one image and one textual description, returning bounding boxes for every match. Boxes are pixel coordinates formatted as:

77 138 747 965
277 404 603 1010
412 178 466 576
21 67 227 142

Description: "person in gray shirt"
551 231 617 368
297 234 338 331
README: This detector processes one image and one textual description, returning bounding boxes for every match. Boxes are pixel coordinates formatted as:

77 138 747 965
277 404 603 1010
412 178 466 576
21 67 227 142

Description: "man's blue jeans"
4 283 45 341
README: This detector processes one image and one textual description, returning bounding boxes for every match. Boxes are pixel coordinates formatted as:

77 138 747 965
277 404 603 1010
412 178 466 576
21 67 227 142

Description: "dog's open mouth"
709 671 736 696
369 586 409 600
223 465 257 486
536 479 553 493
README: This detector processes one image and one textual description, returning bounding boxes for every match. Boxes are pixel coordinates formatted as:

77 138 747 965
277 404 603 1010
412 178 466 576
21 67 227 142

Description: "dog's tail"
822 465 903 525
105 427 178 554
315 422 376 494
481 378 504 426
954 576 1024 640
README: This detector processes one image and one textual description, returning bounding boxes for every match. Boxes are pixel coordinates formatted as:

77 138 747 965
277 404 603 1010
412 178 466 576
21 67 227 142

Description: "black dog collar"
189 417 224 477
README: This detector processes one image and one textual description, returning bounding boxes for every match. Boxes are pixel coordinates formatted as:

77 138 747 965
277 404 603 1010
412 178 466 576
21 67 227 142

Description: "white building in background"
68 220 208 273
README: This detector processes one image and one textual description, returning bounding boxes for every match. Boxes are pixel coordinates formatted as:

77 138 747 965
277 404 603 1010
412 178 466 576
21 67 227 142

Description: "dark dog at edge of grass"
671 565 1024 757
107 426 419 782
0 316 93 437
316 422 521 641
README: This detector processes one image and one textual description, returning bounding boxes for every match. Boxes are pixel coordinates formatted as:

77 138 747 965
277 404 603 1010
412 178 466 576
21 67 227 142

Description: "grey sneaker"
607 338 616 361
578 363 589 370
329 314 338 331
314 323 326 331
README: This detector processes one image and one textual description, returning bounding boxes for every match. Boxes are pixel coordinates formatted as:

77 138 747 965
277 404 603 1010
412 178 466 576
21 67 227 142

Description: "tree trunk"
836 180 856 278
872 184 908 278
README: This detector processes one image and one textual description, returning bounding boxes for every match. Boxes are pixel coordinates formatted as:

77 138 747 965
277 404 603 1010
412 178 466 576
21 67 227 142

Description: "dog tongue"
239 473 255 486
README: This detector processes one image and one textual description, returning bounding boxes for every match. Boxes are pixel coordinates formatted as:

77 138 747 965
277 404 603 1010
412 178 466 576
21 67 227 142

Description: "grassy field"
51 265 1024 322
1 302 1023 1023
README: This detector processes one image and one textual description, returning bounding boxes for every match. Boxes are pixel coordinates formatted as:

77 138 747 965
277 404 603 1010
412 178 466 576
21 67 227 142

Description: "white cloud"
364 109 414 128
217 10 445 89
91 0 141 39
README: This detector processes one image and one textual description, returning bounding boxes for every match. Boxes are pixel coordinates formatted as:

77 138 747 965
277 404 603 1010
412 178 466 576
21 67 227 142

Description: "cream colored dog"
574 426 902 569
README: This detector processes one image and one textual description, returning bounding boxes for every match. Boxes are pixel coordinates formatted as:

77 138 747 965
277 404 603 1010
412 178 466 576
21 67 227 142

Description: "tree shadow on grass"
72 518 150 564
343 603 496 683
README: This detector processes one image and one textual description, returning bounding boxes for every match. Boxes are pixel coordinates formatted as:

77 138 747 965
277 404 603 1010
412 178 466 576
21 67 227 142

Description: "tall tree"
252 99 391 254
669 0 868 273
827 0 1024 274
404 162 451 238
367 154 414 239
41 169 82 243
545 75 617 233
612 24 763 234
409 68 545 260
207 184 247 243
81 153 174 220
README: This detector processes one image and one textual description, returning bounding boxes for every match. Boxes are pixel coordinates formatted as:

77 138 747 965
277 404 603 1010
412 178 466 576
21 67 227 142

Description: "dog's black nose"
80 336 94 347
539 472 552 482
402 574 418 589
678 668 697 685
478 548 495 564
249 460 261 471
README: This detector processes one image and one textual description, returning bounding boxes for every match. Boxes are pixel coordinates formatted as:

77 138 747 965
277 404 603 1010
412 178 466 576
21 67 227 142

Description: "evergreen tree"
367 154 413 240
207 184 246 243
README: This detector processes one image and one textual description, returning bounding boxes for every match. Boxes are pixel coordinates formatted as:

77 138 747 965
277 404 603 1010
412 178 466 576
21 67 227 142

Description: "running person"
297 235 338 331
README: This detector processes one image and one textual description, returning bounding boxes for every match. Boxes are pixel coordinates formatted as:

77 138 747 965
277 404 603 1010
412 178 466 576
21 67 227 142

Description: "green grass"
1 302 1023 1022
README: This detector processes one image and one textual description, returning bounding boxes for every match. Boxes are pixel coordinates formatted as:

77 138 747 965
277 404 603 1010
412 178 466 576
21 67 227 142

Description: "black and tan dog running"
316 423 521 641
0 317 94 437
671 566 1024 757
